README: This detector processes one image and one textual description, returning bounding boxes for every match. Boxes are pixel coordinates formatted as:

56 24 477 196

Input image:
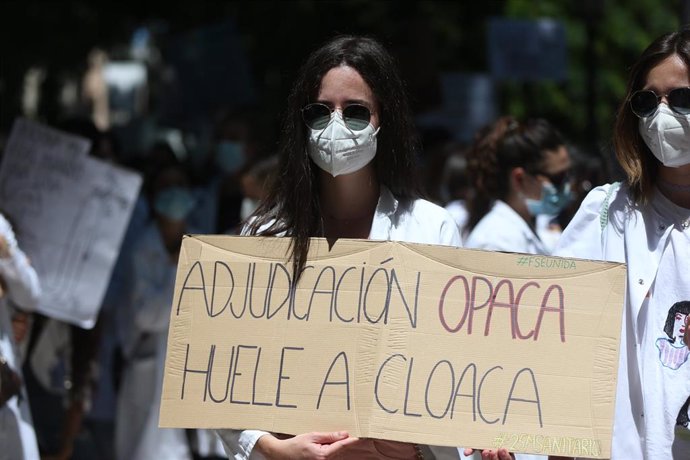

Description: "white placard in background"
0 118 142 328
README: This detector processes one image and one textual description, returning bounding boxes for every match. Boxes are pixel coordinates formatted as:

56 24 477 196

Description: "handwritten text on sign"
160 236 625 458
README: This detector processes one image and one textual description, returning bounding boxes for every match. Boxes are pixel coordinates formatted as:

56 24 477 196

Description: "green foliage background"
1 0 685 153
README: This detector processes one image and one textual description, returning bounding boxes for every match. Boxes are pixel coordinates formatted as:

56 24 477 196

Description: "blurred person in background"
67 121 145 460
440 145 472 243
81 49 110 132
554 144 610 232
189 110 254 235
0 211 41 459
464 117 572 256
116 161 225 460
554 27 690 459
24 117 117 460
419 126 454 205
236 154 280 230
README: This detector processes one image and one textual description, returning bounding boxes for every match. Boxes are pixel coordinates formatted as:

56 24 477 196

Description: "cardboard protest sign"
161 235 626 458
0 118 142 328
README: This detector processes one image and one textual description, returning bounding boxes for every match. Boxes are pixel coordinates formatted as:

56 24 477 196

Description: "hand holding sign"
255 431 359 459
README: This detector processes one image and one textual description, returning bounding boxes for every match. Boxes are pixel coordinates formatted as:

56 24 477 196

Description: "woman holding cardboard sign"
555 27 690 459
215 35 512 460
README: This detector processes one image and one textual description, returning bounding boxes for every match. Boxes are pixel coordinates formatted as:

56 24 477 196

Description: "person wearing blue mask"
188 113 253 235
464 117 572 256
215 139 246 176
116 165 226 460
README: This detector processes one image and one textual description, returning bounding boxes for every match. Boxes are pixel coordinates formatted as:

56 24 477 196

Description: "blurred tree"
0 0 682 154
500 0 680 151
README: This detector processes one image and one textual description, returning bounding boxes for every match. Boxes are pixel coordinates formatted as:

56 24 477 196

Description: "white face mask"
639 105 690 168
307 111 379 177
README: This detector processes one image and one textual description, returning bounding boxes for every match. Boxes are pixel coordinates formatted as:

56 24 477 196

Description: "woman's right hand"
463 448 514 460
255 431 359 460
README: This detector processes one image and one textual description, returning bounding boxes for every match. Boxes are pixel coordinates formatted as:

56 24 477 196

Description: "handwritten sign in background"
0 119 142 328
161 235 626 458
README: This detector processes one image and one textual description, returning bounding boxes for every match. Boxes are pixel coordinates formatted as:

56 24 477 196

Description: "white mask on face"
639 104 690 167
307 110 380 177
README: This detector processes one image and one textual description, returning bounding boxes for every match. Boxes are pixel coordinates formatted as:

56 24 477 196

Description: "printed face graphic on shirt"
656 301 690 370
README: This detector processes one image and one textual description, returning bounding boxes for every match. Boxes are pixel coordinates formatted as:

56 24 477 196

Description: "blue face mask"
154 187 195 221
525 182 573 216
215 141 245 174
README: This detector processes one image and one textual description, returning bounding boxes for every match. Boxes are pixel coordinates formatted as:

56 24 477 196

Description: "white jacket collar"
493 200 547 253
369 185 399 240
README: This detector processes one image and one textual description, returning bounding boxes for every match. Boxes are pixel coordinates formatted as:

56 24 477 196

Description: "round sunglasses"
302 103 372 131
629 87 690 118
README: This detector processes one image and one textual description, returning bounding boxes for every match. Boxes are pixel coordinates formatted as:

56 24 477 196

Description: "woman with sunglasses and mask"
463 117 572 257
555 28 690 459
215 35 519 460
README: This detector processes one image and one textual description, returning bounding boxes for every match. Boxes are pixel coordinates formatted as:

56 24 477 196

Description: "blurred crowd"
0 35 617 460
0 107 613 460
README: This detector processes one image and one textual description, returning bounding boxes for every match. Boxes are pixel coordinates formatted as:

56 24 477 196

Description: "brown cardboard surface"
160 235 626 458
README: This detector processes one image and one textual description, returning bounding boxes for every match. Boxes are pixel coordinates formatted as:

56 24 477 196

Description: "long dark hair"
245 35 421 280
613 27 690 204
465 116 564 232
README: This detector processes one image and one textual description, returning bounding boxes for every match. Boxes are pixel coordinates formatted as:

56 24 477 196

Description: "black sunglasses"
533 169 571 190
302 103 372 131
629 87 690 118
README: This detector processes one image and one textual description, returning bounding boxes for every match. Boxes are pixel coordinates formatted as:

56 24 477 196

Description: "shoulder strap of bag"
599 182 621 232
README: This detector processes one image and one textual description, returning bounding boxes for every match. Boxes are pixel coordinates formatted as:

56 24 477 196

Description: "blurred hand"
256 431 359 460
11 311 31 343
0 235 9 258
41 447 73 460
463 448 515 460
0 358 22 407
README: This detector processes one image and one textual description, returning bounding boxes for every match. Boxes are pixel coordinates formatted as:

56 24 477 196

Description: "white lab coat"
555 183 690 459
0 214 40 460
444 199 469 243
465 200 548 255
217 186 463 459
